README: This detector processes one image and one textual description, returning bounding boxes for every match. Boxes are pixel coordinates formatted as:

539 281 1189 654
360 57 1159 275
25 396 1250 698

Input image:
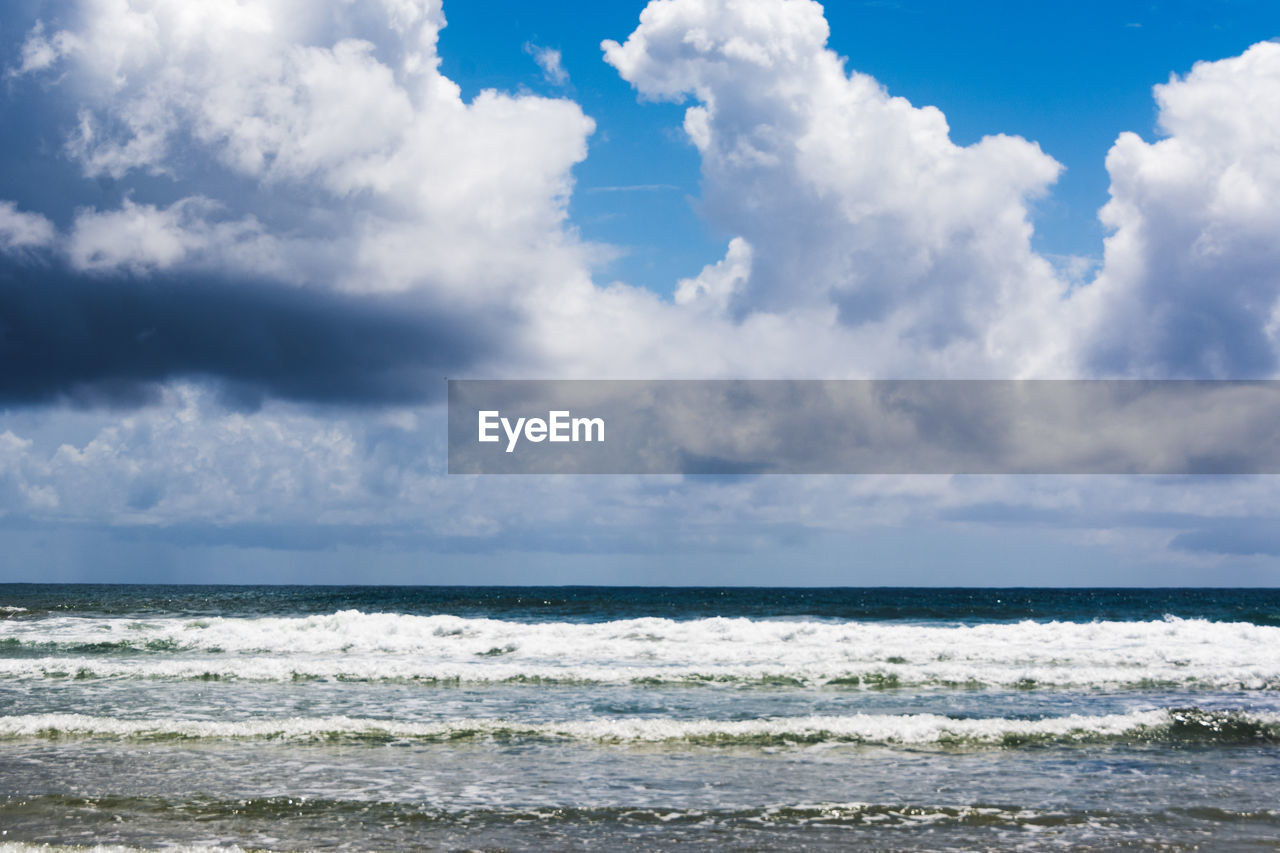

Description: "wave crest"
2 708 1276 748
4 612 1280 690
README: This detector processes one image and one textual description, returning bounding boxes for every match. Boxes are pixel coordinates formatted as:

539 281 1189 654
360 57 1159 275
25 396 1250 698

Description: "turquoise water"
2 585 1280 850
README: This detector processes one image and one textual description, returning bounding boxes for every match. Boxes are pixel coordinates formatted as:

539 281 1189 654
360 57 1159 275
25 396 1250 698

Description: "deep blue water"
4 583 1280 624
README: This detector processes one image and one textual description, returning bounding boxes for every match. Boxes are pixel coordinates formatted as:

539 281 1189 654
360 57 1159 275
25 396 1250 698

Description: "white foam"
2 612 1279 688
0 707 1273 745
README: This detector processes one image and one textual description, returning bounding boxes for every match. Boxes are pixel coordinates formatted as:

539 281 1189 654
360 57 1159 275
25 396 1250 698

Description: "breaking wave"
2 707 1277 748
3 611 1280 689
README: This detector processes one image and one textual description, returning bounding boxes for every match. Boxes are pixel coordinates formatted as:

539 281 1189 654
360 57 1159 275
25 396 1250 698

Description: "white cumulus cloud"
0 201 56 254
18 0 596 307
1077 40 1280 378
67 197 278 275
602 0 1073 377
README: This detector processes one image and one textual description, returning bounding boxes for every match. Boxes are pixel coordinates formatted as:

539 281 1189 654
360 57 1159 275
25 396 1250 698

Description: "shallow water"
2 585 1279 850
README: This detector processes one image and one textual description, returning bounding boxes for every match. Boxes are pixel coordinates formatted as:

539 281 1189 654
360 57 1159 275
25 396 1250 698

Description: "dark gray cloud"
1170 521 1280 558
940 501 1280 559
0 257 504 408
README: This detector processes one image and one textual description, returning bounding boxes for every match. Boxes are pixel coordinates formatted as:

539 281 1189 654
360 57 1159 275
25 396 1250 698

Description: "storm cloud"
0 257 501 407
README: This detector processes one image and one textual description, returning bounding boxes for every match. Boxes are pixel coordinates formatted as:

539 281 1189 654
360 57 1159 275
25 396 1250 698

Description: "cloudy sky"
2 0 1280 585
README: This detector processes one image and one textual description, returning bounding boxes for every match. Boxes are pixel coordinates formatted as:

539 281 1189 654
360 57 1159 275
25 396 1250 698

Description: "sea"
1 585 1279 851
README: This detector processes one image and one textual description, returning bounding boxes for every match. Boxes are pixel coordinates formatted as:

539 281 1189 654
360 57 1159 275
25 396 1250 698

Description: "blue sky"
437 0 1280 292
2 0 1280 585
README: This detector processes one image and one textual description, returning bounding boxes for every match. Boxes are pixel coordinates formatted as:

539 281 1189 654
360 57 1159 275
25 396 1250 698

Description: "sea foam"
2 611 1279 689
0 707 1276 747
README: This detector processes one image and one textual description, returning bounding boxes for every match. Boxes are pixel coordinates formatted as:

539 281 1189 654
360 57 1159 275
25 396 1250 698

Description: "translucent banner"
447 380 1280 474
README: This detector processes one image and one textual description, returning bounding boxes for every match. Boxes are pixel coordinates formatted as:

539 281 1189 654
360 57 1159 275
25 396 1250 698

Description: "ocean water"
1 585 1279 851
